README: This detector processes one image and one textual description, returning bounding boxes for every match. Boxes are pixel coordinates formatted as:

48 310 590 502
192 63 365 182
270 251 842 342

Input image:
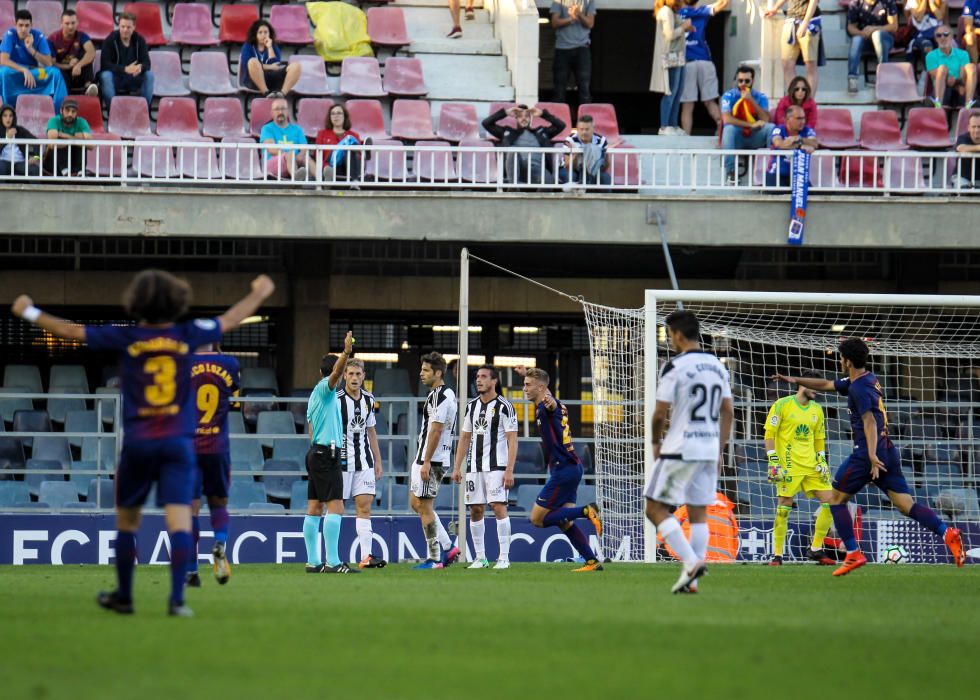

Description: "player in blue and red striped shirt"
11 270 275 616
185 345 240 588
523 367 604 572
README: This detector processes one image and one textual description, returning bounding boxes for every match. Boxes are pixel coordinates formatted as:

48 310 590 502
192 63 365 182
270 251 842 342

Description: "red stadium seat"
340 57 386 98
156 97 201 139
457 139 497 183
367 7 410 51
86 133 125 176
171 3 219 47
25 1 62 37
14 94 54 139
296 98 334 139
487 102 518 131
577 103 622 145
905 107 952 149
133 137 176 178
608 145 640 187
76 1 114 41
73 94 105 133
149 50 191 97
218 4 259 44
108 96 152 139
437 103 480 142
248 97 275 137
955 107 980 137
383 57 427 97
346 99 389 140
811 154 840 188
815 108 858 149
189 52 237 96
839 154 884 188
390 99 436 141
0 2 14 35
859 111 909 150
412 141 456 180
269 5 313 45
175 138 221 179
220 136 263 180
202 97 247 140
532 102 573 142
888 154 927 190
363 139 407 181
123 3 167 47
875 63 920 105
288 55 332 97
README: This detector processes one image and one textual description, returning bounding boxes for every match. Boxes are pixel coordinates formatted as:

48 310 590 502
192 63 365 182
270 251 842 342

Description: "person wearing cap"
44 97 90 176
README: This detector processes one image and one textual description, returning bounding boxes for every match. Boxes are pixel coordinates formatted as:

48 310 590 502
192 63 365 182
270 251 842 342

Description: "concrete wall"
489 0 540 104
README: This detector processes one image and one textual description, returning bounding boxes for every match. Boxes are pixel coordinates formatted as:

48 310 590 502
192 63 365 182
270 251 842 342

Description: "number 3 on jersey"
197 384 219 424
144 356 177 406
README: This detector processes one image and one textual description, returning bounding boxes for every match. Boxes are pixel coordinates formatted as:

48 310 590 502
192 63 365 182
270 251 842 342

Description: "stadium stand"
12 409 51 448
221 135 263 179
859 110 909 151
0 0 11 33
367 7 411 53
76 1 114 42
532 102 573 142
412 140 456 179
260 459 298 501
0 482 31 507
383 57 427 98
202 96 247 139
437 103 480 142
73 95 106 132
217 3 258 45
25 1 61 37
150 50 191 97
255 410 295 449
39 480 79 510
155 96 201 138
241 367 279 393
268 4 314 46
875 63 921 110
341 57 387 98
124 2 167 47
108 96 153 139
364 138 407 180
13 95 54 145
296 97 333 138
188 51 237 96
229 480 267 509
170 3 218 46
390 99 436 140
458 139 497 182
231 436 264 472
287 54 332 97
906 108 953 150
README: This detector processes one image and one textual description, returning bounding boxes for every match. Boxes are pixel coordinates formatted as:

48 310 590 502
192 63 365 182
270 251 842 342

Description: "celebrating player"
452 364 518 569
646 310 734 593
524 368 604 572
10 270 274 616
337 358 386 569
411 352 460 569
764 369 836 566
185 343 240 587
303 332 359 574
773 337 965 576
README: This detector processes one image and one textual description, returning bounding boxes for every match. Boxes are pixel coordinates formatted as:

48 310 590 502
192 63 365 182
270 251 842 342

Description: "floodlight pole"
456 247 470 562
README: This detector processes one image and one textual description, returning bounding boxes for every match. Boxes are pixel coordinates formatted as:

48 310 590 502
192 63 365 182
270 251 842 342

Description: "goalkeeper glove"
766 451 785 483
815 451 830 478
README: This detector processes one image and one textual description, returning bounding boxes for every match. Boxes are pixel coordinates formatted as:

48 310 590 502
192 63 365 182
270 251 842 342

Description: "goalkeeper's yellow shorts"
776 470 832 499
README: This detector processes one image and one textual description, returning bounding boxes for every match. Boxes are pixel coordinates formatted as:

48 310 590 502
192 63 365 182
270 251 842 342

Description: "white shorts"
410 462 445 499
465 471 509 505
679 60 720 103
644 457 717 507
343 470 376 500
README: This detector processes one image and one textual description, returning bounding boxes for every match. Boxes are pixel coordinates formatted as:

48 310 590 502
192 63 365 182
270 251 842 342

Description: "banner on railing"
787 148 810 246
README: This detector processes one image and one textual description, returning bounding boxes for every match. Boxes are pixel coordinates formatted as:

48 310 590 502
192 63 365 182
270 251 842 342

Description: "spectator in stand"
99 12 154 110
846 0 899 95
240 20 301 97
559 113 610 187
550 0 596 105
720 65 774 184
261 93 312 181
952 112 980 187
0 10 67 110
925 25 975 109
0 103 42 176
49 10 98 97
315 103 371 181
901 0 944 60
963 0 980 64
773 76 817 127
766 104 816 187
446 0 476 39
678 0 728 135
482 104 565 184
651 0 694 136
764 0 822 96
44 97 90 176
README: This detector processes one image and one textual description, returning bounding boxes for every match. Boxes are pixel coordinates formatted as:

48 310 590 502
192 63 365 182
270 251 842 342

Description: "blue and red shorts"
115 437 197 508
833 444 911 496
193 452 232 501
535 462 584 509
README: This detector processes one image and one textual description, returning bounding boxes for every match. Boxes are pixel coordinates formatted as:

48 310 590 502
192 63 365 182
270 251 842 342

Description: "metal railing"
2 138 979 194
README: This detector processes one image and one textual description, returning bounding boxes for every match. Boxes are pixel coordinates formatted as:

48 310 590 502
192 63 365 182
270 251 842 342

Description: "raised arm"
216 274 275 332
11 294 85 340
771 373 836 392
326 331 353 390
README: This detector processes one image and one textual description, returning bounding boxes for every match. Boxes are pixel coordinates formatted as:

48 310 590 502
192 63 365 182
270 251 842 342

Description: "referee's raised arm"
327 331 354 390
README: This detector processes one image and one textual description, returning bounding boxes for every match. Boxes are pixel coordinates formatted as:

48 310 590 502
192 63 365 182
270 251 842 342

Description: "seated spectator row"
811 107 978 150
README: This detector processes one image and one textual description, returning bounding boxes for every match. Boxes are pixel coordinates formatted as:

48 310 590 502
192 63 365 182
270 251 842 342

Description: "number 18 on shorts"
465 471 508 505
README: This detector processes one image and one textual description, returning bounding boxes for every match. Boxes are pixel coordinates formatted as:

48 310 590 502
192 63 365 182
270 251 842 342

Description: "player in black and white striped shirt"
337 358 386 569
452 365 517 569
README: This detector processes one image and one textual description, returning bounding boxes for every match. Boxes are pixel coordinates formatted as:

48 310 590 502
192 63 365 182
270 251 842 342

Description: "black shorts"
241 66 287 93
306 444 343 502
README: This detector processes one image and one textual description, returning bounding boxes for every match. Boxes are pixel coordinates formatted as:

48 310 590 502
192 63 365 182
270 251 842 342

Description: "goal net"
584 291 980 564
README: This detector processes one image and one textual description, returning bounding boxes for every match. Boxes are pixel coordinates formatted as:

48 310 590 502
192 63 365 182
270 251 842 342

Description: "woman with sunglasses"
773 76 817 128
650 0 695 135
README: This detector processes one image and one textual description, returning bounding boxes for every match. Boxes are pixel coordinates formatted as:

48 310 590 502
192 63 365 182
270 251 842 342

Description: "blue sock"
830 504 859 553
188 516 200 574
323 514 342 567
211 505 229 546
114 531 137 603
543 505 585 528
303 515 322 566
564 524 597 562
169 530 192 605
909 502 947 537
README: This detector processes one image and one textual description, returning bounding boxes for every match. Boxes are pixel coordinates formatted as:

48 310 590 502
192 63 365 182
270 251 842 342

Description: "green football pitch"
1 563 976 700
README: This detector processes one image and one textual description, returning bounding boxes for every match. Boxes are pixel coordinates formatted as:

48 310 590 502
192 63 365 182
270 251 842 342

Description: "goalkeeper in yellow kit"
764 370 836 566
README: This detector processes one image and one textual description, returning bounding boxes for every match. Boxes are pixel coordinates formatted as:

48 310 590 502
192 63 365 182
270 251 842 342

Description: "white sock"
355 517 373 559
658 516 699 568
470 518 486 560
689 522 709 561
497 517 511 560
435 516 453 550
